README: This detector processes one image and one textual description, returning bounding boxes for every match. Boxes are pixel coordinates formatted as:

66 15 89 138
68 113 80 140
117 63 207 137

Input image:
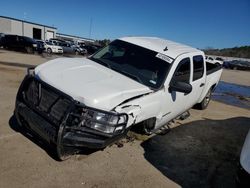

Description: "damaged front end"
15 72 128 160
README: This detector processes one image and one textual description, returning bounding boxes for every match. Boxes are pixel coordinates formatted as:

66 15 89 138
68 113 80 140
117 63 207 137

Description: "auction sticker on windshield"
156 53 173 63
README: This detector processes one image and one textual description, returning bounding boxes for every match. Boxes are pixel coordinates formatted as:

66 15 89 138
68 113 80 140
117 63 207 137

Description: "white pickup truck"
15 37 222 159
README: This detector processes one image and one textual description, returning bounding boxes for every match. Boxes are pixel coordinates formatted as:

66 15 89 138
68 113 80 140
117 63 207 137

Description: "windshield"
90 40 171 89
46 41 53 45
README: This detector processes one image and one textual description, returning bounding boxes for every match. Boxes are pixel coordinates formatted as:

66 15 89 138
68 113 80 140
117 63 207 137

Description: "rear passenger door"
186 54 206 108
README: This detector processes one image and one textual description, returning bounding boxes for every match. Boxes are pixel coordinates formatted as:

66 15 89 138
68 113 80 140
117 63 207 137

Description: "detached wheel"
196 89 212 110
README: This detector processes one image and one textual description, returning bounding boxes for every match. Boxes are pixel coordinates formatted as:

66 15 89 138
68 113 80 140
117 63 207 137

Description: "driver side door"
159 57 192 125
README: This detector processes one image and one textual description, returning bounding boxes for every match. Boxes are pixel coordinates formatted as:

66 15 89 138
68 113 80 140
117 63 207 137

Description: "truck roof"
119 36 202 59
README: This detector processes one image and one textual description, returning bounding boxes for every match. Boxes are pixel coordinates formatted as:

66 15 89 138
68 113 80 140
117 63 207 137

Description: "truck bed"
198 62 223 103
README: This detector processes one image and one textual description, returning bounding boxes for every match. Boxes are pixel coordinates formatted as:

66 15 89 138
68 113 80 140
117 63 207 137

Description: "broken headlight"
71 105 128 135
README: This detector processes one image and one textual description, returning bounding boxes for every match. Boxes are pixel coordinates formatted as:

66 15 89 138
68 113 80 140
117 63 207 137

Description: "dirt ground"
0 49 249 188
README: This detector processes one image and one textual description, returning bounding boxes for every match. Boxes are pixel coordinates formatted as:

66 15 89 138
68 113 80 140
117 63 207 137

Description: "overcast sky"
0 0 249 49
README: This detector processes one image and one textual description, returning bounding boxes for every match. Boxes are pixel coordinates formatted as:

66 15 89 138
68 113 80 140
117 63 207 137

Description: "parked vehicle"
35 40 45 54
36 40 63 54
49 38 63 46
223 60 250 71
83 44 100 55
2 34 38 53
49 39 77 54
60 42 76 54
205 56 224 65
0 33 5 47
236 129 250 187
73 45 87 55
14 37 223 159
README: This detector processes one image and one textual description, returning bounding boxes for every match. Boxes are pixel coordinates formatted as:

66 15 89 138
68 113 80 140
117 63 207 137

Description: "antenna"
23 12 27 21
163 46 168 51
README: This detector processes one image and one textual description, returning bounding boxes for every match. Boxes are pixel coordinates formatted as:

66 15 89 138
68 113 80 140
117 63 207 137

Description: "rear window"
193 55 204 81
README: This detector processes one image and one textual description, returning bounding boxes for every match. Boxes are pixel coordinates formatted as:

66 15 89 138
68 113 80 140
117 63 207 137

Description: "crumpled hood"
35 58 152 111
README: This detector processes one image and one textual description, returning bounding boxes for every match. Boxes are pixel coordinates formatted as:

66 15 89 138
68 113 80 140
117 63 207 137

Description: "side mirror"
169 81 192 94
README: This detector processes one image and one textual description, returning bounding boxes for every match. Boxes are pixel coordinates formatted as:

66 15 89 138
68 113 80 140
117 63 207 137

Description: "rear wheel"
196 89 212 110
26 46 33 54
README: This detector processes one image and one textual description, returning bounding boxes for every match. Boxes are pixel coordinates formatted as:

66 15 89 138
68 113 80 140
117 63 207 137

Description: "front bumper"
15 75 128 159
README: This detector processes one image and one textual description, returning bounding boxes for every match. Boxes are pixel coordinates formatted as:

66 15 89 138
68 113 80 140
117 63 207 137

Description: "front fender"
115 105 142 127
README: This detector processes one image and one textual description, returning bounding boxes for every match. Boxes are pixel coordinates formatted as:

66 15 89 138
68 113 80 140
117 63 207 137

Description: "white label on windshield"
156 53 172 63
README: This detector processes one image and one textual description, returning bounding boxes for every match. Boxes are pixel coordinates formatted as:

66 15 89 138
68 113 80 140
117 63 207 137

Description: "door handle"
200 83 205 87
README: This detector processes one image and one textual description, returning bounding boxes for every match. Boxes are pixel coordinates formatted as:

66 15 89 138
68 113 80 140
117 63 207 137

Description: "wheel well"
142 117 156 133
131 117 156 134
211 84 217 91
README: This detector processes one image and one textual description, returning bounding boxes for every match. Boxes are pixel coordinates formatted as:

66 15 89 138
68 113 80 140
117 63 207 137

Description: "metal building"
0 16 57 40
56 33 95 44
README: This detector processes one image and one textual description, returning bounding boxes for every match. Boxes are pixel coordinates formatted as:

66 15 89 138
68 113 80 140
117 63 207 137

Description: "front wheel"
47 48 52 54
196 89 212 110
142 118 156 135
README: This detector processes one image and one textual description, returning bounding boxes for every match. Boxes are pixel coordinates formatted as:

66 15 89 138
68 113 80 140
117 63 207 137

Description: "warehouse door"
33 28 42 39
46 31 54 40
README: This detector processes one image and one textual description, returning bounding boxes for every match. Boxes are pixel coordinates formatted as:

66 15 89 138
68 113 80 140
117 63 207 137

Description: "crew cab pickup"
15 37 223 159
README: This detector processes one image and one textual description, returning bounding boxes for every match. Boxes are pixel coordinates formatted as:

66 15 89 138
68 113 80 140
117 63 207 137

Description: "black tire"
26 46 33 54
75 50 79 55
196 89 212 110
47 48 52 54
142 118 156 135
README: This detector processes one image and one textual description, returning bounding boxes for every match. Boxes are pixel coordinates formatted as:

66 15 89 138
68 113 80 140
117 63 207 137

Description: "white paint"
35 37 222 131
120 36 200 59
35 58 152 111
44 41 63 53
46 31 54 40
240 129 250 173
156 53 172 63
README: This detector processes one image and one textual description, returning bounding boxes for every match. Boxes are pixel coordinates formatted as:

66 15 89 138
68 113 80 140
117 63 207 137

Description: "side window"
172 58 190 83
193 55 204 81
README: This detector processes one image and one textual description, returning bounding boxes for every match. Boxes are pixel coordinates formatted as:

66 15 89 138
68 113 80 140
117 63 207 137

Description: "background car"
35 40 45 54
72 44 87 55
223 60 250 71
205 56 224 65
0 33 5 47
49 39 77 54
2 34 38 53
37 40 63 54
83 44 101 55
